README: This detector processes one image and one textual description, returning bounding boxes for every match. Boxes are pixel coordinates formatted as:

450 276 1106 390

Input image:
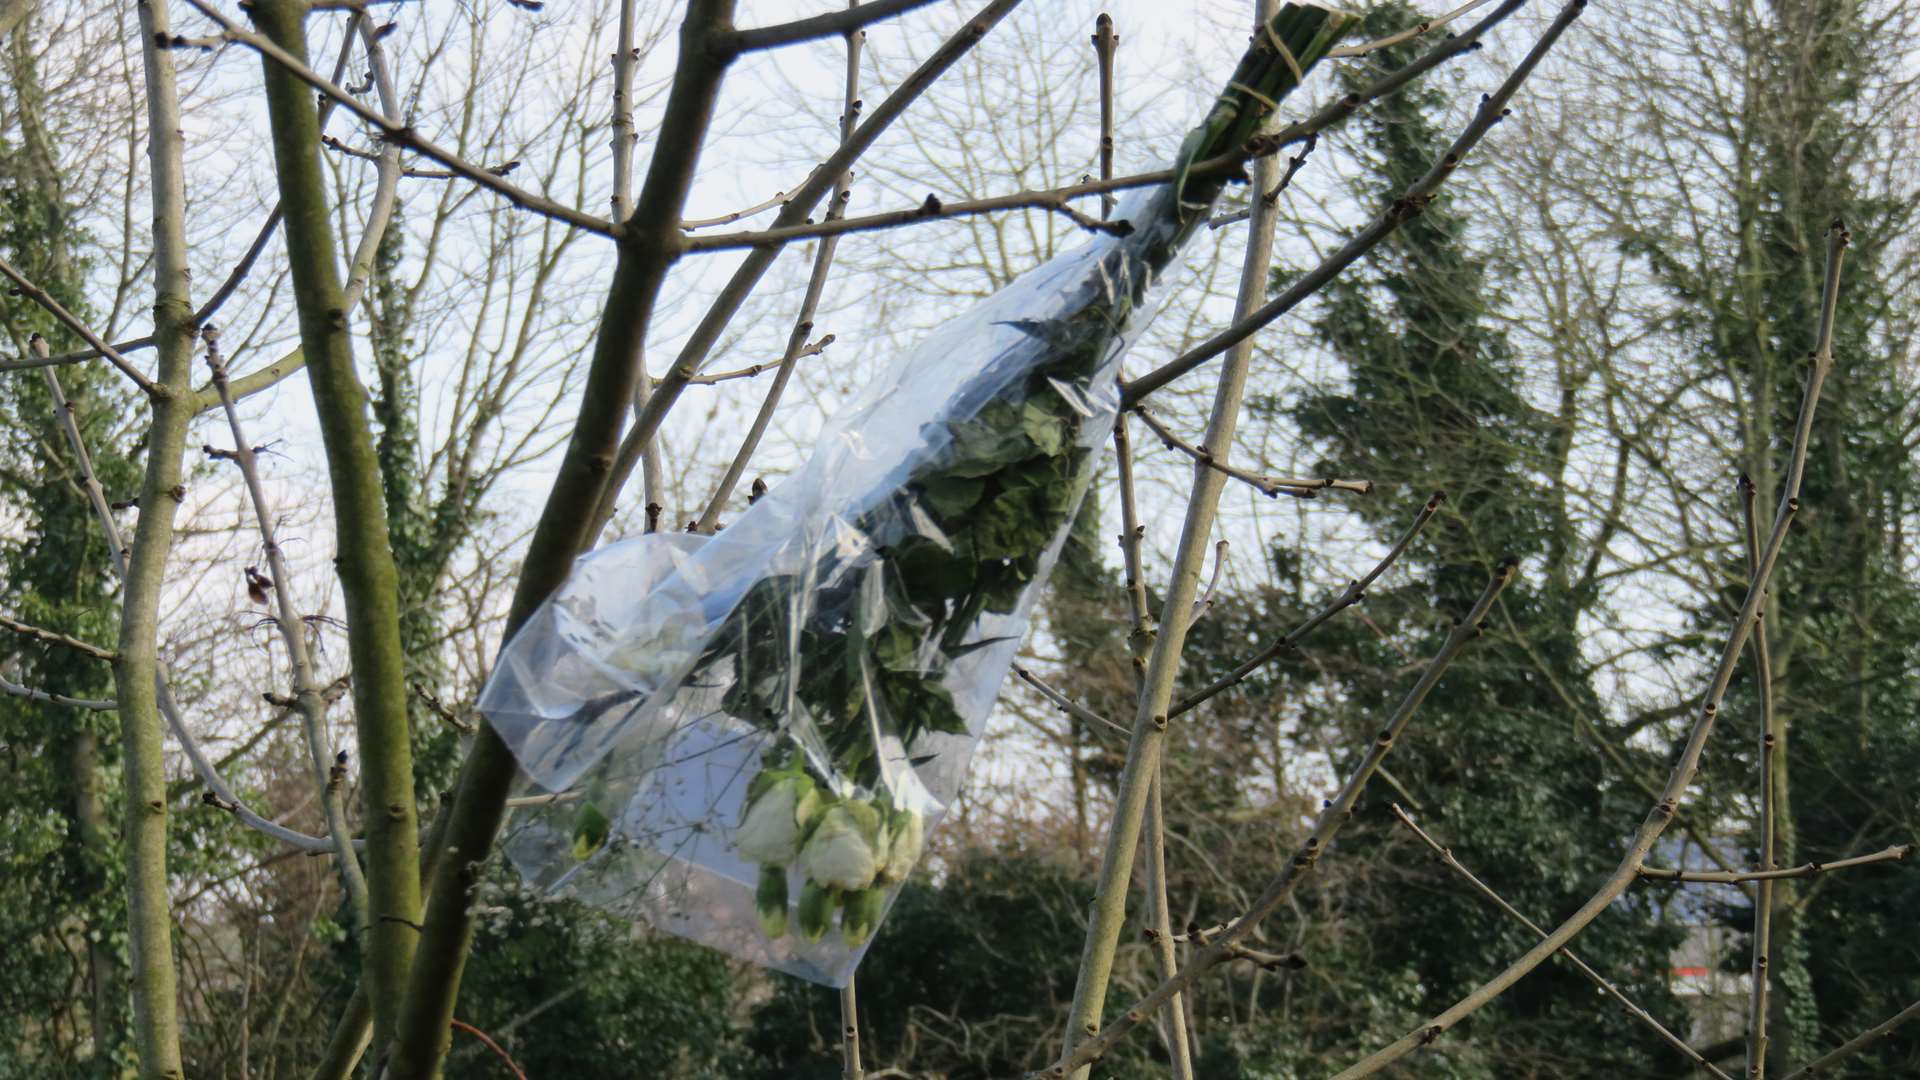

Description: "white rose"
800 802 881 890
735 775 819 865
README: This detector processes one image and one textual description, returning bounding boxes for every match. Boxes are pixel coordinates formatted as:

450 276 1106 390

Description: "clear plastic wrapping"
480 3 1350 985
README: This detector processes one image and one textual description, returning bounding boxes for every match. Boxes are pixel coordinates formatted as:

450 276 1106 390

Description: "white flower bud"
878 807 923 883
735 774 820 865
800 802 881 890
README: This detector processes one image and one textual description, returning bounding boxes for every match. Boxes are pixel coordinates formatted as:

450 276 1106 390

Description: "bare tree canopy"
0 1 1914 1079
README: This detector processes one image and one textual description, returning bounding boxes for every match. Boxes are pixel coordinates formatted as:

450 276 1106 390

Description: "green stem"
251 0 423 1049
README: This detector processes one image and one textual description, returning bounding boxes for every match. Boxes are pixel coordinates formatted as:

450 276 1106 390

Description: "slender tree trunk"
61 728 119 1052
117 3 198 1075
388 5 738 1072
249 0 424 1050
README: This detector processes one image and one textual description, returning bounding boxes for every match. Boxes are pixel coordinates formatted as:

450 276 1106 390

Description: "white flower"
735 775 819 865
800 802 881 890
878 807 923 884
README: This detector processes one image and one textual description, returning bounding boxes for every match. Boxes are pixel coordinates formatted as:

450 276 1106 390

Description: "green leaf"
870 623 922 673
918 474 987 518
890 535 974 609
1020 398 1068 456
571 798 611 863
944 402 1033 476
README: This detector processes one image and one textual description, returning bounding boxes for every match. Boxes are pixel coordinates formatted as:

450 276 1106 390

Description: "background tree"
1512 0 1920 1070
1275 5 1687 1073
0 7 140 1072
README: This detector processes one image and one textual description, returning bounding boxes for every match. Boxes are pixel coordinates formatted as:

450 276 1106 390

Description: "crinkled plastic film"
481 184 1200 985
479 1 1350 986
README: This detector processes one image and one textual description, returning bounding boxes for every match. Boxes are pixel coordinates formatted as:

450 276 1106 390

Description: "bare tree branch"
1324 0 1497 57
1013 664 1126 735
1741 470 1782 1077
1779 998 1920 1080
696 5 865 532
682 0 1525 259
1133 405 1370 499
197 13 403 411
1639 845 1912 884
24 11 391 381
119 5 200 1066
0 611 117 662
0 257 159 394
590 0 1029 537
723 0 939 53
203 322 372 950
609 0 642 223
1120 0 1567 407
38 347 340 861
1171 492 1441 718
685 334 835 385
250 0 425 1047
181 0 616 237
1064 6 1364 1054
1391 804 1736 1080
393 1 749 1071
679 181 1135 252
0 671 114 710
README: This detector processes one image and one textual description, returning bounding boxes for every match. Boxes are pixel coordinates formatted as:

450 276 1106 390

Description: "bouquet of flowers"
479 4 1349 985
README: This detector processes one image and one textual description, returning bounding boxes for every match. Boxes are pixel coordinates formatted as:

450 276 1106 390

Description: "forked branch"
1391 805 1735 1080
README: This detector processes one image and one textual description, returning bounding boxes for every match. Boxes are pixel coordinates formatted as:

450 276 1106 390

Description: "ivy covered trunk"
480 4 1350 984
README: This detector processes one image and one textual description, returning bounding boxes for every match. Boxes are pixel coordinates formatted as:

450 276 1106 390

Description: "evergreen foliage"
745 849 1171 1079
0 22 138 1075
1266 3 1686 1072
